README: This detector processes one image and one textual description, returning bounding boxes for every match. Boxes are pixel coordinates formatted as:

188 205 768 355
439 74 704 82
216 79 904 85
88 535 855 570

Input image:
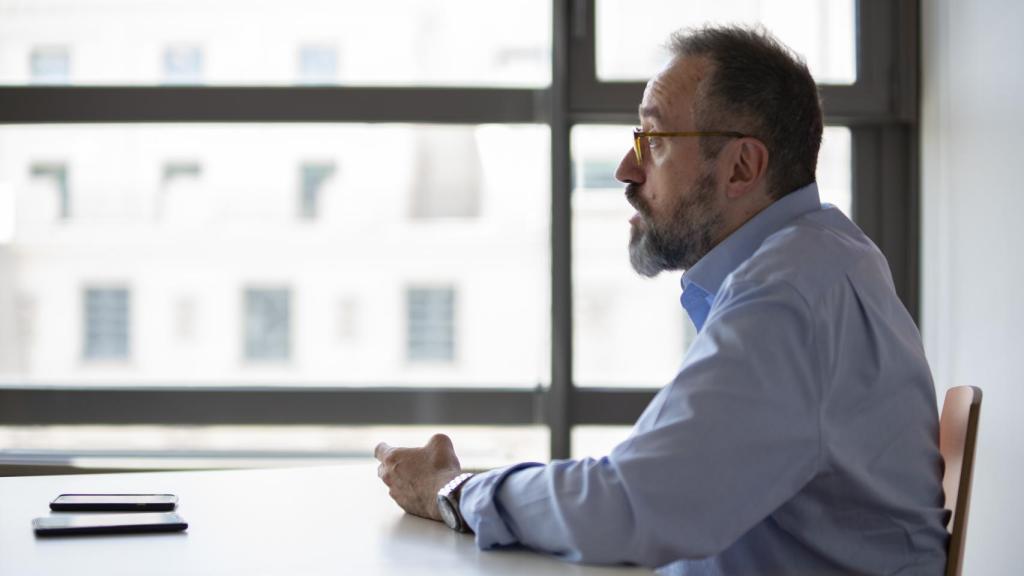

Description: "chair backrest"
939 385 982 576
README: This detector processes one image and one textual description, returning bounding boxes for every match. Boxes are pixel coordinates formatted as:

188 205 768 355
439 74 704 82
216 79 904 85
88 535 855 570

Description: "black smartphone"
33 512 188 536
50 493 178 512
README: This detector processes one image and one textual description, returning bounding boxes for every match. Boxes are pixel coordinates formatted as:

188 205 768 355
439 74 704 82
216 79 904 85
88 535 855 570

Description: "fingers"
373 442 392 461
427 433 452 450
378 435 451 461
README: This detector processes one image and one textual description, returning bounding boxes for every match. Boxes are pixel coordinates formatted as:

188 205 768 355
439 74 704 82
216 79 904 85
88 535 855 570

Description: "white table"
0 464 653 575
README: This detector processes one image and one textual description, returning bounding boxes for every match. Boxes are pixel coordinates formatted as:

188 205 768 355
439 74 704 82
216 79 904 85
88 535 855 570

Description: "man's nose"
615 147 644 185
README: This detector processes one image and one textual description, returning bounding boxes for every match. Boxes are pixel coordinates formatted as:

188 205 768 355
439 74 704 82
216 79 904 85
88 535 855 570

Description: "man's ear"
722 138 769 200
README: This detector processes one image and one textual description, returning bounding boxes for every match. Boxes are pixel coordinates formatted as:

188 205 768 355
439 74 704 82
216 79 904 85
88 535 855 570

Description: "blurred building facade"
0 0 699 388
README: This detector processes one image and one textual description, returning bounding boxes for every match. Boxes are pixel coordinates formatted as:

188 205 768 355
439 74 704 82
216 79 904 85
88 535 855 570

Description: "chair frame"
941 385 982 576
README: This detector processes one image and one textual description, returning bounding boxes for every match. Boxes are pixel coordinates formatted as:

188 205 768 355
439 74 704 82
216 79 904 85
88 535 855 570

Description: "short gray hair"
670 25 823 199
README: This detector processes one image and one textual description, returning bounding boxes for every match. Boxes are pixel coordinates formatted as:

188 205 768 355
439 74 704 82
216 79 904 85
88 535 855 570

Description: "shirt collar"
681 182 822 302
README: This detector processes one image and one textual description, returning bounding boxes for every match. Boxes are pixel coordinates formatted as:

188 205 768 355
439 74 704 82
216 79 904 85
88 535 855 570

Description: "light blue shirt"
460 183 949 575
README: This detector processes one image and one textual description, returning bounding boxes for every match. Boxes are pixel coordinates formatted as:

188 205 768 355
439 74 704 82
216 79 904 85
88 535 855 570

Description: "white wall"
921 1 1024 574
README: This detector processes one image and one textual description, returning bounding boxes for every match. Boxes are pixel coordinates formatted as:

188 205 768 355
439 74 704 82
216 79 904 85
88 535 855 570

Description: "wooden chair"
940 386 982 576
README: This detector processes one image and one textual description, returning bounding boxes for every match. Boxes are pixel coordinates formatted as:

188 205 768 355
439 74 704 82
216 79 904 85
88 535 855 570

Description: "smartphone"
50 494 178 512
33 512 188 536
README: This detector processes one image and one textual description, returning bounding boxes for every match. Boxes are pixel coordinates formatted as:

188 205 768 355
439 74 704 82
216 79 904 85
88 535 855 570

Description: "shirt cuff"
459 462 545 549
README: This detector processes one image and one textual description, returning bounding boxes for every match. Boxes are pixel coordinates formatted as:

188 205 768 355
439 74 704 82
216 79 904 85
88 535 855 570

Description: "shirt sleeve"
459 279 823 568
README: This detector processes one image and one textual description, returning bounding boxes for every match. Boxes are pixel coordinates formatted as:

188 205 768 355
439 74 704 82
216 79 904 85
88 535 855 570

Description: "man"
375 26 949 575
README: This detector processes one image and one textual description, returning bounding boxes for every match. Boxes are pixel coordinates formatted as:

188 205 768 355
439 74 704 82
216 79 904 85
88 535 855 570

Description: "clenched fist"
374 433 463 522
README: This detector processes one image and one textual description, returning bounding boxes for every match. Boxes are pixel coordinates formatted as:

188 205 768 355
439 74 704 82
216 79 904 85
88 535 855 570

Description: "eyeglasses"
632 127 748 165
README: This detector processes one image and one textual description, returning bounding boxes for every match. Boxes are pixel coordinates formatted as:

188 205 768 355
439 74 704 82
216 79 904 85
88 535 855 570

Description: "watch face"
437 496 459 530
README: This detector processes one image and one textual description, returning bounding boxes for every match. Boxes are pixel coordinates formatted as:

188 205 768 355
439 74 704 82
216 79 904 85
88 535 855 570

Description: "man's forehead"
639 56 710 122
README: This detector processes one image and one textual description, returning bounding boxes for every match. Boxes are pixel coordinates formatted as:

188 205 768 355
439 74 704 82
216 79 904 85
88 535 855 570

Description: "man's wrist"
436 472 476 532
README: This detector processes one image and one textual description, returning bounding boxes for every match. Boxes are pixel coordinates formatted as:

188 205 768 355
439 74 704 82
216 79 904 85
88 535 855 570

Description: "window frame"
0 0 918 460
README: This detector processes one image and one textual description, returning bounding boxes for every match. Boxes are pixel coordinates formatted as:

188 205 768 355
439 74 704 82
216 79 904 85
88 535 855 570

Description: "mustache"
625 184 647 215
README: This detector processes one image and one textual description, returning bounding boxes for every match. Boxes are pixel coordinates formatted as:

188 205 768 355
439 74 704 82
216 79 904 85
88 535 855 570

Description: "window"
175 296 197 342
410 127 482 219
0 123 549 387
595 0 856 84
29 163 70 220
83 288 131 361
0 2 551 87
299 162 335 220
0 2 916 461
337 297 358 342
574 158 621 191
29 46 69 84
298 45 338 84
159 161 203 222
406 287 456 363
163 46 203 85
244 288 291 362
9 295 36 373
163 162 201 184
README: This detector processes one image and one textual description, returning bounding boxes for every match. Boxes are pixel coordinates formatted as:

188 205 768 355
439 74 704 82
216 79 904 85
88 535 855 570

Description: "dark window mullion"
0 86 545 124
549 0 574 460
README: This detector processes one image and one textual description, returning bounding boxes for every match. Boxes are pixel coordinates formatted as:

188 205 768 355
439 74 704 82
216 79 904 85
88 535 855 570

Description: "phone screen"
37 512 181 530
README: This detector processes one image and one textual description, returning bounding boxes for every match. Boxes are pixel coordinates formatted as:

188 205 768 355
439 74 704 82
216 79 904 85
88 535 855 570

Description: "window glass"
410 128 482 219
174 296 197 342
0 425 549 470
406 287 456 363
298 45 338 85
30 46 70 84
299 162 336 220
29 163 70 220
162 45 203 85
0 0 551 87
572 425 632 460
0 124 549 387
244 288 291 362
83 287 130 361
596 0 857 85
571 125 851 388
818 127 852 215
162 162 201 184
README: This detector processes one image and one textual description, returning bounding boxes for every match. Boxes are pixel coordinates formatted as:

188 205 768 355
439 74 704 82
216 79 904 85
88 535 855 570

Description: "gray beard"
628 170 722 277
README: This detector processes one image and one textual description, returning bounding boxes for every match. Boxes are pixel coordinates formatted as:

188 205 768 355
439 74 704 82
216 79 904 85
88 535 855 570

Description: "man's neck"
713 193 775 249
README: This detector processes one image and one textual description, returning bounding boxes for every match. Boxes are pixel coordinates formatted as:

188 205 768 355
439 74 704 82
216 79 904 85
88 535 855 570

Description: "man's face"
615 57 725 277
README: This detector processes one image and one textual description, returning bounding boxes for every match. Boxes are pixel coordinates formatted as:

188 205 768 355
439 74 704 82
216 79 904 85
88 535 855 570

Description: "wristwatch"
436 472 475 533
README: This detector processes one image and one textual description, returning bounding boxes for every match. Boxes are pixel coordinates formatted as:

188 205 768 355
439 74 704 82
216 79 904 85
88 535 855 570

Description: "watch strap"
438 472 475 532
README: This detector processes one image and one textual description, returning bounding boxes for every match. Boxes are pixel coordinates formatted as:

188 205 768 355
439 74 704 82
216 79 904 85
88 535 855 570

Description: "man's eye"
647 136 661 148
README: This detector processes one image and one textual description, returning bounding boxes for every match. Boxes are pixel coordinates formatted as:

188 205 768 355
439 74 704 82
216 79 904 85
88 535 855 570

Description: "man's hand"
374 433 463 522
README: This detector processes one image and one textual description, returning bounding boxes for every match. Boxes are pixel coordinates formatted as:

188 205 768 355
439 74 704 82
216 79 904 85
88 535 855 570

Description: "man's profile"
375 25 949 575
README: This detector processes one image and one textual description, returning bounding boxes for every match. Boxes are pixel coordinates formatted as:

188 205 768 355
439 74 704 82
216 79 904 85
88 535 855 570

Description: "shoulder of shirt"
722 205 888 309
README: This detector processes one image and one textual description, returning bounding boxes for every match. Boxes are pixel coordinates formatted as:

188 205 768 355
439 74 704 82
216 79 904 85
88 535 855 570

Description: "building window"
411 128 482 219
298 45 338 84
406 287 456 363
163 45 203 85
83 288 130 361
299 162 335 220
175 296 197 342
30 46 69 84
244 288 291 362
30 163 70 220
573 158 621 191
13 294 37 372
159 161 203 221
162 162 202 185
337 297 358 342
